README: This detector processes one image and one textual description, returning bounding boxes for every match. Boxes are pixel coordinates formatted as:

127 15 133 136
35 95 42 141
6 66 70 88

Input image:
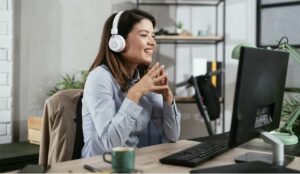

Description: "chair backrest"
39 89 83 168
72 95 84 159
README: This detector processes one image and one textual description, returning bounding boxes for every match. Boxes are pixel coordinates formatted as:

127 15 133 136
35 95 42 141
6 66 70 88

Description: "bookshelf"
137 0 226 134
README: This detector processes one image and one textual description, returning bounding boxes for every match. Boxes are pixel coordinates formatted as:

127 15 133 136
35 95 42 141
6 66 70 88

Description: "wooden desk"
47 140 300 173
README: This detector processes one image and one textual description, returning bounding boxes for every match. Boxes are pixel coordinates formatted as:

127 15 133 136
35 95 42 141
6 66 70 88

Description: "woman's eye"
140 34 147 37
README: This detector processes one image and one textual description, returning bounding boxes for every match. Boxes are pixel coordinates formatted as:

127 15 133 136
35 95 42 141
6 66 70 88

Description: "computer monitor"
228 47 290 165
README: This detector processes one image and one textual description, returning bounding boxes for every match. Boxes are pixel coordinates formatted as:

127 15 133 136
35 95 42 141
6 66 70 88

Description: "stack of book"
27 116 42 145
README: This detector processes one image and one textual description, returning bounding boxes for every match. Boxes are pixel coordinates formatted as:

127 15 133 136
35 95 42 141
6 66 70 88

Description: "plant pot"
177 28 182 35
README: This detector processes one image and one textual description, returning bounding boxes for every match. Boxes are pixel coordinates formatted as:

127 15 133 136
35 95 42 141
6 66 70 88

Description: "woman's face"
122 19 156 68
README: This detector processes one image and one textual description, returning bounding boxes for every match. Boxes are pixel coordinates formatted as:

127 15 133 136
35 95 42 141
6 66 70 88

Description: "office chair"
176 70 223 136
39 89 84 168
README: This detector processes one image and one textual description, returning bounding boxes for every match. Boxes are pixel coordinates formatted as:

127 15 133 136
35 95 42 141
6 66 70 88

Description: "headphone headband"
111 11 124 35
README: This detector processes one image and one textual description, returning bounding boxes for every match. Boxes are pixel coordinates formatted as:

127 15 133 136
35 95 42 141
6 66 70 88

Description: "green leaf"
48 70 89 96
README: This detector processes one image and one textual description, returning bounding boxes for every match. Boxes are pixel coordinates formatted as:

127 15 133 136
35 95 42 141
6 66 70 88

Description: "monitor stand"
235 131 294 166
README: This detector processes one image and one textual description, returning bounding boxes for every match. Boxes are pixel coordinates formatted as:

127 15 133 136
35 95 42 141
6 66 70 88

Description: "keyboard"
160 135 230 167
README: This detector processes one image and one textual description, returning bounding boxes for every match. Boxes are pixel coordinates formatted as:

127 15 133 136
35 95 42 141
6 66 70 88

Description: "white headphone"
109 11 126 52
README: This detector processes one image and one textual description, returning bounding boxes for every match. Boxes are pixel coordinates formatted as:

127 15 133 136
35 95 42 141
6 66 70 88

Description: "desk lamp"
232 37 300 145
271 106 300 145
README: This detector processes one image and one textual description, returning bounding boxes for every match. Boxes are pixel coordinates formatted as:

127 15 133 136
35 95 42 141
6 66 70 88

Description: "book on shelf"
193 58 207 77
207 61 222 97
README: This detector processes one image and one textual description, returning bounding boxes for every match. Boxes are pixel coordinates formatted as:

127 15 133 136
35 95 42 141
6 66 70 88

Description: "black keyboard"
160 140 230 167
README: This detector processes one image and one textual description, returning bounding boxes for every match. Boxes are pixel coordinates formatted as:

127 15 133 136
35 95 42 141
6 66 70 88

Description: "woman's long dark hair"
89 9 156 92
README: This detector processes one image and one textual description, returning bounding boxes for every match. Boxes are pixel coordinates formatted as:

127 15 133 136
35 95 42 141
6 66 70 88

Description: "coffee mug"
103 147 135 173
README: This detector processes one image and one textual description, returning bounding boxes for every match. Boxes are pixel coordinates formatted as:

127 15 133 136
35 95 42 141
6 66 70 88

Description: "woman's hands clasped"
127 62 174 105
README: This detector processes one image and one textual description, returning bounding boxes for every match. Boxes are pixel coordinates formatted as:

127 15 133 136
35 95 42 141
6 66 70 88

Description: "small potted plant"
176 21 183 34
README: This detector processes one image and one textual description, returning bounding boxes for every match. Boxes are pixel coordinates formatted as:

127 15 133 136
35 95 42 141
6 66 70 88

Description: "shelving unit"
136 0 226 134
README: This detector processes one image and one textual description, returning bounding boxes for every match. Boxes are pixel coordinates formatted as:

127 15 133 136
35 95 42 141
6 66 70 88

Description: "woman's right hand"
127 62 169 103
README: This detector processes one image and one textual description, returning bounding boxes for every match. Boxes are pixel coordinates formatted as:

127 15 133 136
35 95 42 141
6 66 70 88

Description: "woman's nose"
148 37 156 46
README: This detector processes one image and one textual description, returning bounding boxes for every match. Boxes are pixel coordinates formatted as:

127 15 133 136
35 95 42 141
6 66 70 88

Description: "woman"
81 9 181 158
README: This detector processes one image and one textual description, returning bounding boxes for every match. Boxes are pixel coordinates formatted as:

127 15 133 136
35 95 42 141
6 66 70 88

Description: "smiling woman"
81 9 181 158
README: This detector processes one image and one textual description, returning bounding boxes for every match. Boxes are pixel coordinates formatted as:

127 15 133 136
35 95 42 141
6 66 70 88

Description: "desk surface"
47 140 300 173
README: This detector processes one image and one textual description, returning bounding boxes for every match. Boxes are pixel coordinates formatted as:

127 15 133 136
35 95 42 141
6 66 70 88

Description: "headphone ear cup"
109 35 126 52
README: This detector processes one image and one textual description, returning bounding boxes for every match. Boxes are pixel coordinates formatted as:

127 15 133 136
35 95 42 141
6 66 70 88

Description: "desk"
47 140 300 173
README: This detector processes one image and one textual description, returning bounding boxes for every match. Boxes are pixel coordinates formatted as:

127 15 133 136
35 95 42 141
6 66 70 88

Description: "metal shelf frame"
136 0 224 7
136 0 226 134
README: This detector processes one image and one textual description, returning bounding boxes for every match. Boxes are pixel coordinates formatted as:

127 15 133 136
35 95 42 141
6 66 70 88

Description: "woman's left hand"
154 68 174 105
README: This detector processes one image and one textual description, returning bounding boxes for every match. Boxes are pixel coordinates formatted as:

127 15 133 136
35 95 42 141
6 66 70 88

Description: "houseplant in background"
28 71 88 145
281 96 300 135
176 21 183 34
48 70 88 96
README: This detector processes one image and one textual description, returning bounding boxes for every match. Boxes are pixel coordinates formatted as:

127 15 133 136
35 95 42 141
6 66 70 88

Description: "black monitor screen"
228 47 289 147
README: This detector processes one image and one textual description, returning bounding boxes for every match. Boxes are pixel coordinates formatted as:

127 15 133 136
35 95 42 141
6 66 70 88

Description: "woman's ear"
121 40 129 53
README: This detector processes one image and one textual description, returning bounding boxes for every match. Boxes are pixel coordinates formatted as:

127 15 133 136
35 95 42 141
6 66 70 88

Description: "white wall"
0 0 13 144
13 0 111 141
224 0 257 131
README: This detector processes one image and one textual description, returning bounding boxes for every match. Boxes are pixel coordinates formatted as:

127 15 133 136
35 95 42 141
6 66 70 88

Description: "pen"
83 164 102 173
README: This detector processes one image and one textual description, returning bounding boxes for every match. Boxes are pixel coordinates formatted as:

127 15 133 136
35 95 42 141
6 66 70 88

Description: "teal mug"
103 147 135 173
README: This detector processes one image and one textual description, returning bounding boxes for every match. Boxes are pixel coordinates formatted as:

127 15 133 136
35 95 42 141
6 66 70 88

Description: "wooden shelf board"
155 35 224 41
175 96 195 103
175 96 224 104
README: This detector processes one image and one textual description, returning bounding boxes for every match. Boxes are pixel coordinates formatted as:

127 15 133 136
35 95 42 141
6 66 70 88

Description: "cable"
277 36 289 48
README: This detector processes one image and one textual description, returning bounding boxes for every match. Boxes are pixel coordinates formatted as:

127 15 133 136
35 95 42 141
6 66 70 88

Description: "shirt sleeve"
150 94 181 142
83 69 142 152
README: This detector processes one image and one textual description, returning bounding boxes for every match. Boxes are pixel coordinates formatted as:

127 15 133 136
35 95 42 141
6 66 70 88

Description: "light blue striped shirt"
81 65 181 158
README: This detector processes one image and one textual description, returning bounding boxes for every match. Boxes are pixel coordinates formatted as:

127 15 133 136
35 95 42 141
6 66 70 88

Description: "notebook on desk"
159 48 291 168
